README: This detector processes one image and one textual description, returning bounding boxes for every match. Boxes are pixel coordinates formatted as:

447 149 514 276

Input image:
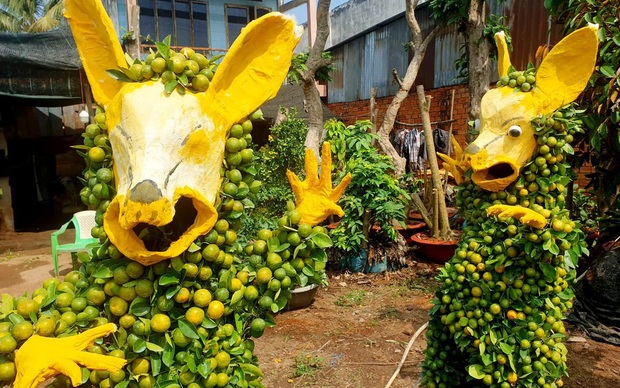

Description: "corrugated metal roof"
328 0 566 103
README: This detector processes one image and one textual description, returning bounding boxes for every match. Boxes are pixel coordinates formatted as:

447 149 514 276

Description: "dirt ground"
1 231 619 388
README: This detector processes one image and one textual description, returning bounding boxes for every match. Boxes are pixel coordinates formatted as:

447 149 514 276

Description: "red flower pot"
410 232 460 263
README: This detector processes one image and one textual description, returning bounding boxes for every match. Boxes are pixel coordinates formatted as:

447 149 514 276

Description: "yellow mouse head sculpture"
64 0 302 265
458 25 598 192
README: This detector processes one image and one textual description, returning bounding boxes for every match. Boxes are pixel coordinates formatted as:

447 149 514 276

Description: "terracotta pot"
397 221 428 244
410 232 460 263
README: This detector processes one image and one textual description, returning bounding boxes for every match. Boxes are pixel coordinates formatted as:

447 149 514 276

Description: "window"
225 5 272 48
139 0 210 48
225 6 249 47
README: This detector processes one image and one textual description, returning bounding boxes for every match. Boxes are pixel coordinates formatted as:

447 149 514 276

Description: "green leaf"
489 329 498 344
159 271 181 286
130 297 151 317
302 264 315 276
468 364 485 379
178 318 200 339
178 74 189 86
187 354 197 373
133 338 147 353
165 284 182 299
1 294 14 315
310 248 328 263
188 242 201 253
311 232 333 248
562 143 574 155
231 289 244 305
151 354 161 376
81 368 91 384
156 43 170 60
539 262 557 279
162 341 175 367
164 80 178 94
600 65 616 77
198 362 211 378
106 69 133 82
146 342 164 352
267 237 281 253
201 317 218 329
499 342 514 355
8 313 24 325
274 243 291 253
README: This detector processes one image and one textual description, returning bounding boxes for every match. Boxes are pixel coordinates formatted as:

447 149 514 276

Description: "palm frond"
0 8 21 32
26 0 63 32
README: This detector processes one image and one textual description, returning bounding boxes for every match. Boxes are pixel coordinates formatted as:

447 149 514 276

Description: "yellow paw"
14 323 126 388
286 142 352 226
487 205 547 229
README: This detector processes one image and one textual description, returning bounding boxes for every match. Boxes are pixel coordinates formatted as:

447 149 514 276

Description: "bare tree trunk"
302 0 333 158
376 0 441 177
466 0 490 122
416 85 451 240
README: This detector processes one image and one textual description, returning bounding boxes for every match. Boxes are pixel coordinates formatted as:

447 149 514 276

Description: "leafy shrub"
325 120 410 253
254 108 308 218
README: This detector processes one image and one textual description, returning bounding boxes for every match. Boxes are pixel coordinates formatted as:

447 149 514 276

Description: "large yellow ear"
203 13 302 128
64 0 127 107
495 31 512 78
535 24 599 111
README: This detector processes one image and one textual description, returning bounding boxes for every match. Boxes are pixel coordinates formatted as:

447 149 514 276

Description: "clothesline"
395 118 456 127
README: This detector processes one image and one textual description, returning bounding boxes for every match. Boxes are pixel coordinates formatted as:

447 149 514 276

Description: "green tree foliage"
254 109 309 218
288 51 335 85
545 0 620 214
0 0 64 33
325 120 410 253
428 0 511 82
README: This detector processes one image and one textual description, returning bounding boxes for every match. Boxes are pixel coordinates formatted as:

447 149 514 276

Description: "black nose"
130 180 162 203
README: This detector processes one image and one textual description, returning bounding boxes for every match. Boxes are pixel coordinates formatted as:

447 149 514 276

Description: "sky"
286 0 350 24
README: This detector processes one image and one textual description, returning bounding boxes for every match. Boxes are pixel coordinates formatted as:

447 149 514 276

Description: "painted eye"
508 125 522 137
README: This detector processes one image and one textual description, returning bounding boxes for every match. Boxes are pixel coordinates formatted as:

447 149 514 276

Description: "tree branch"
303 0 332 158
391 68 403 88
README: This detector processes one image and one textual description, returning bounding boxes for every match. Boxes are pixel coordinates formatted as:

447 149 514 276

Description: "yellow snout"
467 148 520 192
104 188 218 266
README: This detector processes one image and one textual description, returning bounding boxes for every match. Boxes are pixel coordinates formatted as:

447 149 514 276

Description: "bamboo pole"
416 85 451 240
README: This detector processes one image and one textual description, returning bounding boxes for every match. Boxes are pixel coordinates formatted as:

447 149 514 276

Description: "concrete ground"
0 229 77 295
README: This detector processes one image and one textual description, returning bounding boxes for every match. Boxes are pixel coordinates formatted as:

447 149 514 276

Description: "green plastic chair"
50 210 98 276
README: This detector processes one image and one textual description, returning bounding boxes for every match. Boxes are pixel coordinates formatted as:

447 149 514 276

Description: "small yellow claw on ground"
14 323 126 388
286 142 352 226
487 205 547 229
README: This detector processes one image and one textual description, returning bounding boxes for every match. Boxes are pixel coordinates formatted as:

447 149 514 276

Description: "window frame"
224 4 250 48
140 0 211 49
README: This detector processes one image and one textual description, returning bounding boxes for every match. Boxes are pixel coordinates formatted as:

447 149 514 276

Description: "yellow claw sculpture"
13 324 126 388
486 205 547 229
286 142 352 226
438 136 466 185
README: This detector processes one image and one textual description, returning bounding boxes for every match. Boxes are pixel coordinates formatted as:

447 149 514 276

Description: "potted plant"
324 120 411 272
408 85 460 263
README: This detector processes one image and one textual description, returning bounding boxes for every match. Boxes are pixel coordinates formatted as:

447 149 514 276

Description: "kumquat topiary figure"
422 25 599 388
0 1 351 387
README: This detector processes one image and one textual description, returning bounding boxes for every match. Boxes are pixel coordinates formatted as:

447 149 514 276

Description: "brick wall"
326 84 592 188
